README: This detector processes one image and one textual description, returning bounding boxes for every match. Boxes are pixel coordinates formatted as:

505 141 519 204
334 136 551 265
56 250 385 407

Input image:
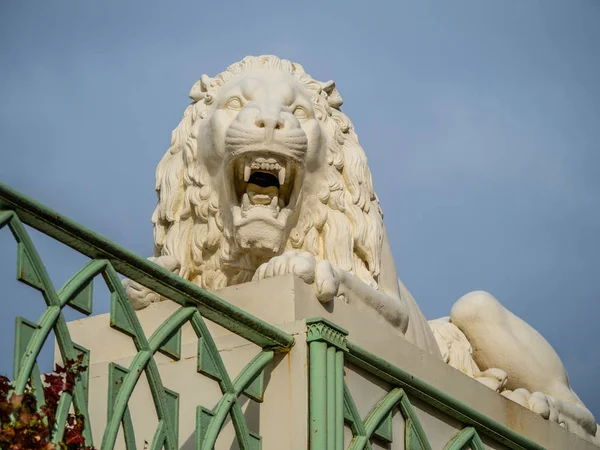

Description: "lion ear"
189 74 212 101
321 80 343 109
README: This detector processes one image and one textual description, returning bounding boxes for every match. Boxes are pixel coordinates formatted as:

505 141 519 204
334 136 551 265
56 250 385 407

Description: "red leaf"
0 361 94 449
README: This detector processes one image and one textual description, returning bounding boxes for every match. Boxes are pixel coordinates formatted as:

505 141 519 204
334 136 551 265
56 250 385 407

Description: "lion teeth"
278 167 286 185
270 196 279 216
242 193 251 210
278 196 285 208
244 165 251 182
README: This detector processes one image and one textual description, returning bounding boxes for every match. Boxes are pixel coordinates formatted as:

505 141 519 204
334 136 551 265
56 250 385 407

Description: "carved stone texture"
306 317 348 352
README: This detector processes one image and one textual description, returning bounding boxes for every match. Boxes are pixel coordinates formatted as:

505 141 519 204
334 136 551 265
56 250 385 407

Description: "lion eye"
226 97 243 111
293 106 308 120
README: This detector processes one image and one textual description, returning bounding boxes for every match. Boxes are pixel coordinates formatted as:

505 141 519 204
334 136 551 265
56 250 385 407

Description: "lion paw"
501 388 560 423
252 251 340 303
122 255 180 310
475 368 508 392
529 392 560 422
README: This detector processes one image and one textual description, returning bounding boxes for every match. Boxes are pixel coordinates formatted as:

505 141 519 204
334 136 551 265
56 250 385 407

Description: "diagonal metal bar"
363 388 404 439
189 311 235 393
57 259 107 307
200 349 274 450
0 182 293 350
445 426 485 450
343 381 371 450
49 261 111 444
399 395 432 450
347 388 405 450
233 350 274 397
51 391 73 444
150 421 165 450
190 310 266 449
13 305 60 393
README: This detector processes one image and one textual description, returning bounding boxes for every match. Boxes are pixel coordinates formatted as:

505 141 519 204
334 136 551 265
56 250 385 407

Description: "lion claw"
314 260 339 303
123 255 180 310
253 251 340 302
502 388 562 424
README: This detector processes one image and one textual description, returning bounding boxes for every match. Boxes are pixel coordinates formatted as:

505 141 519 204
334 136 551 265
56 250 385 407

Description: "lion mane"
151 55 384 291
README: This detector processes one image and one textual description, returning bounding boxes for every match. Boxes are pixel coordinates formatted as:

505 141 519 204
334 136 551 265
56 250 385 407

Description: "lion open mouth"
230 154 302 225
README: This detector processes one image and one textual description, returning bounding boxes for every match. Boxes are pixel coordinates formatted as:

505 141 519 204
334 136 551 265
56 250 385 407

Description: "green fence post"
307 318 349 450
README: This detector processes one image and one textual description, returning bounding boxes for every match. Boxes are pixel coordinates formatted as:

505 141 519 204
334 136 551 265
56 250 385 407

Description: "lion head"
152 55 384 291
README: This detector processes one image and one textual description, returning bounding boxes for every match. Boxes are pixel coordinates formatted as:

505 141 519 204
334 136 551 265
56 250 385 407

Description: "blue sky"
1 0 599 420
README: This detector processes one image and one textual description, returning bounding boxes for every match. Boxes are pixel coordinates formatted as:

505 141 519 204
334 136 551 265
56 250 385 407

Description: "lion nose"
255 114 285 132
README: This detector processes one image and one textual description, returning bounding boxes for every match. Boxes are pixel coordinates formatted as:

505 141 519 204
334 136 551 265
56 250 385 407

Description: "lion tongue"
246 183 278 206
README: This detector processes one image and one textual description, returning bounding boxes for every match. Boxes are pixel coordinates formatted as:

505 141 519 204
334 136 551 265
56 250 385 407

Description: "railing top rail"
0 182 294 351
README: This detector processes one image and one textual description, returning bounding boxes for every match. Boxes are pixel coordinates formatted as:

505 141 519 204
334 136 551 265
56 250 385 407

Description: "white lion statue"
124 55 599 444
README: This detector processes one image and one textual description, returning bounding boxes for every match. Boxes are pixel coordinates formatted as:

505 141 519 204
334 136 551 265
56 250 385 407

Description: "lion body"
137 55 598 443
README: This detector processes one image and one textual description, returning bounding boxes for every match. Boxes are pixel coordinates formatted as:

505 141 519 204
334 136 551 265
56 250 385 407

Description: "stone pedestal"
63 275 597 449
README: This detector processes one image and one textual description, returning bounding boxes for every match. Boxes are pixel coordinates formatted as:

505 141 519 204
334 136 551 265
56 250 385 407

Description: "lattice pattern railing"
306 318 546 450
1 182 554 450
0 182 294 450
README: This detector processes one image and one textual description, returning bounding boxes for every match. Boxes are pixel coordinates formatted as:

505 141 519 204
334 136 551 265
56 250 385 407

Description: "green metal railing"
0 182 293 450
1 182 547 449
306 318 546 450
